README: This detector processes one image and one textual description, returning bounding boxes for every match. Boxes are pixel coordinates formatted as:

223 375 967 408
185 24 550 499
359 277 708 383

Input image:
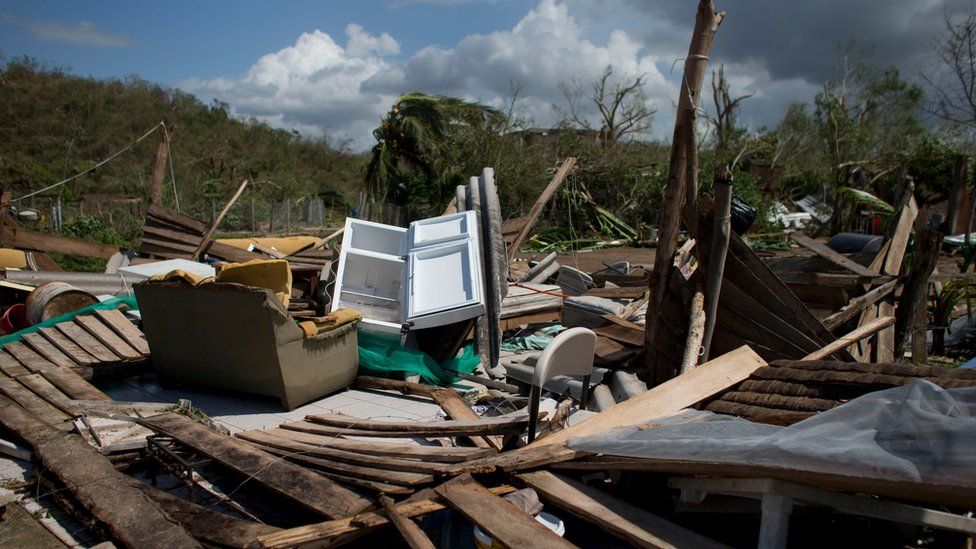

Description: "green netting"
0 295 139 348
357 331 480 386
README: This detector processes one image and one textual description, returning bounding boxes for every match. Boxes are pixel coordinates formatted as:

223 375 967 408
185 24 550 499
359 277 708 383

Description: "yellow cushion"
148 269 213 286
215 236 320 256
216 259 292 308
297 309 362 338
0 249 28 269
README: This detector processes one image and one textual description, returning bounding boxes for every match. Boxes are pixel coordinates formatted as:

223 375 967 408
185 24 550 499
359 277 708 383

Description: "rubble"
0 2 975 548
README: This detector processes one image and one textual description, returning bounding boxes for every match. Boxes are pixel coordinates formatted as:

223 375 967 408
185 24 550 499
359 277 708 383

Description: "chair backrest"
532 327 597 387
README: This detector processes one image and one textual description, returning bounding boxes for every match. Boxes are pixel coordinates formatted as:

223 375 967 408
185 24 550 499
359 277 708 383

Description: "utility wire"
12 121 165 203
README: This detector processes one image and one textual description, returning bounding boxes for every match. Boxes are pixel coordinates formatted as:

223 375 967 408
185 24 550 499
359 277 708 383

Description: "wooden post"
680 290 705 374
699 165 733 363
894 228 943 360
148 127 170 206
644 0 724 385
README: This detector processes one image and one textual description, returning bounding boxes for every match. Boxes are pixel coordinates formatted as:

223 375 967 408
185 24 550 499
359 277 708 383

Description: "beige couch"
135 280 358 410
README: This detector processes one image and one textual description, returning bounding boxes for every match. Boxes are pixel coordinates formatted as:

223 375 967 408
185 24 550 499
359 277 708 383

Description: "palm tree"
365 92 503 200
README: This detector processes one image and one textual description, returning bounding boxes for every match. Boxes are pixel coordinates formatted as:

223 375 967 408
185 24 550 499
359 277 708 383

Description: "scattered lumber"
822 279 898 331
0 397 202 548
289 411 530 437
802 316 895 361
139 412 372 519
237 429 450 475
244 427 491 462
519 471 727 549
434 474 576 549
894 227 942 359
790 233 878 278
379 495 437 549
531 345 765 448
191 179 249 260
251 442 435 487
507 157 577 261
254 485 516 548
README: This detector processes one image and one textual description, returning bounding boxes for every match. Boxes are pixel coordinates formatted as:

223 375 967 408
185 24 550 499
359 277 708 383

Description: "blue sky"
0 1 968 150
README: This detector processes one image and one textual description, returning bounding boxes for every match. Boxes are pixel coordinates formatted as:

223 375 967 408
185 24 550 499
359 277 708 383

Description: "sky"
0 0 971 151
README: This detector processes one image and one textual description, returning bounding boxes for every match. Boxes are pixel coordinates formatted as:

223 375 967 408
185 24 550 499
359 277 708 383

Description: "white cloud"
177 0 683 150
0 12 134 47
180 26 400 150
345 23 399 57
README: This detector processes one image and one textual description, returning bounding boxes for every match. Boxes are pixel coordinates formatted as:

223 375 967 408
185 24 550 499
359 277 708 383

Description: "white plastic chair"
527 327 597 443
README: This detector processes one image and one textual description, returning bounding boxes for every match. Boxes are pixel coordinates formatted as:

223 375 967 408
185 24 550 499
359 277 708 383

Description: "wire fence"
12 191 409 245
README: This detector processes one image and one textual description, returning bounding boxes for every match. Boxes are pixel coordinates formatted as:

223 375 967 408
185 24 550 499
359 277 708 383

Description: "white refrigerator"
331 211 486 336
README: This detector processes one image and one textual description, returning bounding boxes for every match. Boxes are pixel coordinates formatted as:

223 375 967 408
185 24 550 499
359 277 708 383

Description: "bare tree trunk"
644 0 725 385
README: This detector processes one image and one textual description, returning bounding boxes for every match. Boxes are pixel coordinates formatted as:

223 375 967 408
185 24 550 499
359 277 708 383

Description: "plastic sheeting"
357 331 480 386
569 381 976 486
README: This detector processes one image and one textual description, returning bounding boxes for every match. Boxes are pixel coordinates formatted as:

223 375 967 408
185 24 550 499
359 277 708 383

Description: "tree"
364 92 503 203
925 8 976 138
707 64 754 157
560 65 655 148
813 48 923 231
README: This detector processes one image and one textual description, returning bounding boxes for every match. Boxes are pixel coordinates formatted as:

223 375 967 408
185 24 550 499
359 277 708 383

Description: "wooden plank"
431 388 499 450
790 233 878 277
0 350 30 376
583 286 648 299
0 376 72 427
139 413 372 519
92 309 150 355
380 495 437 549
36 327 97 366
141 236 197 254
593 323 644 348
191 179 249 260
520 471 727 549
21 332 78 369
823 279 899 331
16 373 79 416
304 412 529 436
245 440 435 486
147 202 207 234
6 227 118 259
531 345 766 449
41 367 110 401
434 474 576 549
141 223 203 246
54 322 120 363
802 316 895 361
258 427 492 462
508 157 577 260
0 397 202 548
236 429 449 474
3 341 56 372
74 315 142 360
255 485 515 548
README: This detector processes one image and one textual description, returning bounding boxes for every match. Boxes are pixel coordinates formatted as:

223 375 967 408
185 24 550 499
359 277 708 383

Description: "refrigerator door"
404 211 485 329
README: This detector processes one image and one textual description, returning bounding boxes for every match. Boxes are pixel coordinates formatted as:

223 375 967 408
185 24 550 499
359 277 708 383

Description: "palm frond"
837 187 894 214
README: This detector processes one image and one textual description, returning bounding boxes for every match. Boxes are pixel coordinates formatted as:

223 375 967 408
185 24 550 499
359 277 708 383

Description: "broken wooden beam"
139 412 372 519
0 397 201 548
507 157 577 261
790 233 878 278
434 474 575 549
802 316 895 361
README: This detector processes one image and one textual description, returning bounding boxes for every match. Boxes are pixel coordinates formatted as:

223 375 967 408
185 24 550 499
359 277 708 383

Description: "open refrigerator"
331 211 486 337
